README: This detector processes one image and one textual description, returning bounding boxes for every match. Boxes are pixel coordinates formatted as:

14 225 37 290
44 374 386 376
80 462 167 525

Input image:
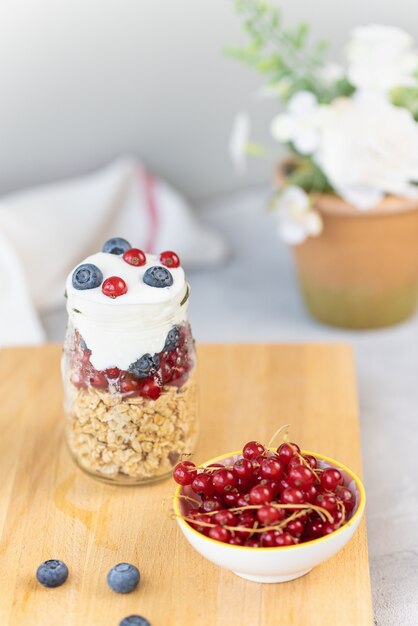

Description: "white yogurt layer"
65 252 189 371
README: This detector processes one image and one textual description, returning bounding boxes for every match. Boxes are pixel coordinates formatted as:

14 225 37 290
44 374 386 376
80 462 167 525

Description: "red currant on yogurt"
123 248 146 266
102 276 127 298
160 250 180 268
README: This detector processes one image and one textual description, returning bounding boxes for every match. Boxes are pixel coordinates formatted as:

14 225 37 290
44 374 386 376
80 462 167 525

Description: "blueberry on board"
107 563 140 594
164 326 180 352
143 266 173 288
119 616 150 626
72 264 103 290
102 237 131 255
128 354 160 379
36 560 69 588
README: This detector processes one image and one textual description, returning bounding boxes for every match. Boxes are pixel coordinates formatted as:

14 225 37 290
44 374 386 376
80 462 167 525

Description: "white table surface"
43 187 418 626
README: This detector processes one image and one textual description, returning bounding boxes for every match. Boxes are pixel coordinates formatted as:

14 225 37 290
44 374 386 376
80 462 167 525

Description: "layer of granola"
65 371 198 483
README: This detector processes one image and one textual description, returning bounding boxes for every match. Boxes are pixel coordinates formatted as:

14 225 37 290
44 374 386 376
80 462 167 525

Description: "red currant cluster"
173 440 356 547
70 324 194 400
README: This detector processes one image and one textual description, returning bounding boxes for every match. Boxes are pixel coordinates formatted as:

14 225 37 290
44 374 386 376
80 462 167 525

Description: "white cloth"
0 157 228 346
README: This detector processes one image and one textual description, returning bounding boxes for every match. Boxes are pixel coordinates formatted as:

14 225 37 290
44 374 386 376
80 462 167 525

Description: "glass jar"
62 250 198 485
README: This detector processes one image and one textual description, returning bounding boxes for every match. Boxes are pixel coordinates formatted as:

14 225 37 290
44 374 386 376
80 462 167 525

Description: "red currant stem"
162 494 201 516
179 515 258 533
179 453 195 461
247 520 259 539
222 503 332 522
170 501 334 525
179 513 306 535
278 508 311 528
335 499 346 529
267 423 291 448
201 465 235 472
294 450 322 481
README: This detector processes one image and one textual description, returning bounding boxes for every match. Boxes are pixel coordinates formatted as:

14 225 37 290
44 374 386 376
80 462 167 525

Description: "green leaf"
285 159 333 193
294 22 309 48
315 39 329 54
392 86 418 120
228 0 330 104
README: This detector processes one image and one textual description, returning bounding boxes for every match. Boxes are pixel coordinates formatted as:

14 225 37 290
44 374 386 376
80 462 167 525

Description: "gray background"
1 0 418 200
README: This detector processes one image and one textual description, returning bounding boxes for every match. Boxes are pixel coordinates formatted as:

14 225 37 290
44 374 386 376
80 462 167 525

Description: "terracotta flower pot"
292 194 418 329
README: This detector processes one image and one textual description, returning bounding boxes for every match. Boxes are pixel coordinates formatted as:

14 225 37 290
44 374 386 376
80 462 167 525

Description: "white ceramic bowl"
174 449 365 583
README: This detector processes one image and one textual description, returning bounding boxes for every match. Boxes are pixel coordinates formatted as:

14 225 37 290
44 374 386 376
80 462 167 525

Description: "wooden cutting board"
0 344 373 626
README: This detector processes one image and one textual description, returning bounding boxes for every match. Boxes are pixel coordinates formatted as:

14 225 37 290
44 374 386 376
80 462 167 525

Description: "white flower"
271 91 320 155
274 186 323 245
314 92 418 209
346 24 418 93
318 62 345 86
229 112 250 174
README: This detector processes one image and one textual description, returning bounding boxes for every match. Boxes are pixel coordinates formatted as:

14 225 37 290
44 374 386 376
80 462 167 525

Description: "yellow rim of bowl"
173 449 366 552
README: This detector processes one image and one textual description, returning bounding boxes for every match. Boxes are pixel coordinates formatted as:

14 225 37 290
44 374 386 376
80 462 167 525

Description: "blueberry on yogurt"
102 237 131 255
107 562 140 594
143 266 173 288
72 263 103 290
36 560 69 588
